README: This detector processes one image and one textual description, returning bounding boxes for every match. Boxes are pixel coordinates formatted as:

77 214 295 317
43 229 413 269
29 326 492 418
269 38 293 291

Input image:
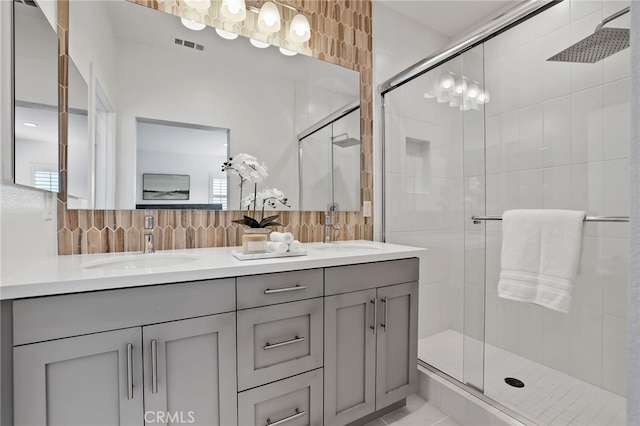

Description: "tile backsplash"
56 0 373 255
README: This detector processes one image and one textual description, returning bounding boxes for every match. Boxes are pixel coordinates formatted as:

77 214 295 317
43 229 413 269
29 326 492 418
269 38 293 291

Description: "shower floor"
419 330 626 425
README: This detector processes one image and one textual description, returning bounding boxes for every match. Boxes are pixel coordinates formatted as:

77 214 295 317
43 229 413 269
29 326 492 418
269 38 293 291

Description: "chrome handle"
144 215 153 229
266 408 305 426
126 343 133 400
264 336 305 350
370 299 377 335
381 297 388 330
264 285 307 294
151 339 158 394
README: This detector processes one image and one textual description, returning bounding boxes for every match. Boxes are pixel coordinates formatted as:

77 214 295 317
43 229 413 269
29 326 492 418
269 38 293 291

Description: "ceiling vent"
14 0 38 7
174 37 205 52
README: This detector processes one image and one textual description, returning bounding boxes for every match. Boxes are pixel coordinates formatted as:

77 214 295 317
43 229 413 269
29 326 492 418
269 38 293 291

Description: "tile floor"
419 330 626 426
365 394 461 426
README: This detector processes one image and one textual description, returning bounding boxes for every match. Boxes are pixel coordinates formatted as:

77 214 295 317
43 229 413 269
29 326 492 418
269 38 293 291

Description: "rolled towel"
270 231 294 244
288 240 302 252
266 241 288 253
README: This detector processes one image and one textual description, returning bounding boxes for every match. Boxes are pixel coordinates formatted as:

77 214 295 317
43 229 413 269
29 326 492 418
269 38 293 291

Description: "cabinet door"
142 313 237 426
375 282 418 409
324 289 377 426
14 327 143 426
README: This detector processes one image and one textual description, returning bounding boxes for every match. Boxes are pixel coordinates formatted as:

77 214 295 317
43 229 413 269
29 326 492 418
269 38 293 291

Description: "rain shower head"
547 6 630 64
331 133 361 148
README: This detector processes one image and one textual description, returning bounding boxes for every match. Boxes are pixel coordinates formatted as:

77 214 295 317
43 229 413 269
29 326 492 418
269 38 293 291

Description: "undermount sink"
80 253 200 271
312 242 381 251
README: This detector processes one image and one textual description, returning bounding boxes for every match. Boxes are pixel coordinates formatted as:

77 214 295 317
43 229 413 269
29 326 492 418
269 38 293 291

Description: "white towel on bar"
270 231 294 244
497 209 586 313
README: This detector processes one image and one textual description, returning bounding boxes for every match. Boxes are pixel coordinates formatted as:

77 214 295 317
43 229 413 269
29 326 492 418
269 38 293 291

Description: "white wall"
1 0 58 280
481 0 631 397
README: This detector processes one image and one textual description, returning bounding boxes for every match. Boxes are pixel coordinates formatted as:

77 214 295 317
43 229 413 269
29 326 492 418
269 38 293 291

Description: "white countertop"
0 241 427 300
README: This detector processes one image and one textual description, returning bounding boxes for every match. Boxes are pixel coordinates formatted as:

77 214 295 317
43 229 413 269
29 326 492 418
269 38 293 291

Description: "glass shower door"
383 46 486 388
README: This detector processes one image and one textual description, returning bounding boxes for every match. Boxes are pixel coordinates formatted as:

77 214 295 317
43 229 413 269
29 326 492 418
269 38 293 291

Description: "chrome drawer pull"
266 408 305 426
264 285 307 294
263 336 305 350
126 343 134 400
381 297 388 330
151 339 158 394
370 299 377 335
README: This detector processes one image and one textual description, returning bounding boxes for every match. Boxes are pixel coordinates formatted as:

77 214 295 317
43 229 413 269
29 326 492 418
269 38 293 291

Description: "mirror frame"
55 0 374 254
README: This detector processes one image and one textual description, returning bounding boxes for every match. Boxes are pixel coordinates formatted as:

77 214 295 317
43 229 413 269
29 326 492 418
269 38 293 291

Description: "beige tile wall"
56 0 372 255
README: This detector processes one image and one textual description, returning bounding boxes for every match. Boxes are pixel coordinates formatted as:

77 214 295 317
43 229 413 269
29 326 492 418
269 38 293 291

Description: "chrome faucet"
324 214 340 244
143 215 155 254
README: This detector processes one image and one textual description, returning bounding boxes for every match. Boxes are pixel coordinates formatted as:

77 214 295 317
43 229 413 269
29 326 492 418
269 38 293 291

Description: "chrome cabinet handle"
263 336 305 350
151 339 158 394
370 299 377 334
127 343 134 400
381 297 388 330
264 285 307 294
266 408 305 426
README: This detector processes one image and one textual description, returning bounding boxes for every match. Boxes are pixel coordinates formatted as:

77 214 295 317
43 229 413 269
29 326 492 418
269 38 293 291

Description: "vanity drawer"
13 278 235 345
237 298 323 391
236 269 323 309
324 258 419 296
238 368 323 426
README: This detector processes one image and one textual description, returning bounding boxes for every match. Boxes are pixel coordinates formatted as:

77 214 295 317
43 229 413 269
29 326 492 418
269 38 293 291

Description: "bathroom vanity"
1 241 425 426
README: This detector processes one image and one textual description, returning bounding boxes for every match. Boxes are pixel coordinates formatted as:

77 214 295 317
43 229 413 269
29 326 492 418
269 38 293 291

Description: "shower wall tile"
572 236 604 312
543 0 571 32
518 104 544 170
603 159 629 238
571 86 604 164
518 37 546 108
569 307 603 386
542 309 572 374
602 313 627 396
570 12 605 92
571 162 604 237
542 26 572 100
542 166 572 209
57 0 374 254
603 78 631 160
602 237 629 318
543 96 572 167
516 303 543 363
519 170 544 209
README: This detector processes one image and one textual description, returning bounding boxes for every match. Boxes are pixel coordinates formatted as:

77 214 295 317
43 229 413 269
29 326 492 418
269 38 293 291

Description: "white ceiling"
377 0 524 38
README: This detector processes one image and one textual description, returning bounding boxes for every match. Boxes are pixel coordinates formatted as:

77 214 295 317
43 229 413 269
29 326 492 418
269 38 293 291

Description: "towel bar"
471 215 629 224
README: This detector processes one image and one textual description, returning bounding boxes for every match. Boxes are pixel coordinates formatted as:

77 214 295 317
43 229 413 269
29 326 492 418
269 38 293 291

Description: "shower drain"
504 377 525 388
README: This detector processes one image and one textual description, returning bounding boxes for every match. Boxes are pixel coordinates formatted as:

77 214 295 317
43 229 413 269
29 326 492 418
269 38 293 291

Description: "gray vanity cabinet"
142 313 237 426
324 259 420 426
14 327 144 426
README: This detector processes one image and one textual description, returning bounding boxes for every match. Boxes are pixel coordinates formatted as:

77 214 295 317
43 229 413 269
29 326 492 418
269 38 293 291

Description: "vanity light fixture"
249 38 270 48
184 0 211 11
181 18 206 31
288 13 311 42
257 1 281 33
476 91 490 104
279 47 297 56
220 0 246 22
215 28 239 40
439 73 455 90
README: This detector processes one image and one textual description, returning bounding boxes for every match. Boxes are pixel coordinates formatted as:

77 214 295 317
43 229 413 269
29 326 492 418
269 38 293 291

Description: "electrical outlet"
43 192 54 221
363 201 372 217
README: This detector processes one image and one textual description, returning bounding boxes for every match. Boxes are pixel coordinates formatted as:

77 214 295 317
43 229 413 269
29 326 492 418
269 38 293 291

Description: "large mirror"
64 0 360 211
13 0 59 192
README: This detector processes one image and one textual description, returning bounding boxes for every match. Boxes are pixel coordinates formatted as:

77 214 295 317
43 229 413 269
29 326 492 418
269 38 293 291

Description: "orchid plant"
222 154 290 228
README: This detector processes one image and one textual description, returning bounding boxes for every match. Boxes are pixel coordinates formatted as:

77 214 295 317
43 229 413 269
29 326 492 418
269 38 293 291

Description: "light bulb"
467 82 480 98
440 73 455 90
258 1 281 33
288 13 310 43
184 0 211 10
279 47 297 56
181 18 206 31
220 0 246 22
476 90 490 104
453 78 467 95
249 38 270 48
215 28 238 40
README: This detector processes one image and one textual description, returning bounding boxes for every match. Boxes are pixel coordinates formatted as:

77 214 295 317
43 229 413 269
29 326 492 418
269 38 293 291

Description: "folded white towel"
498 209 585 313
288 240 302 252
266 241 288 254
270 231 294 244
